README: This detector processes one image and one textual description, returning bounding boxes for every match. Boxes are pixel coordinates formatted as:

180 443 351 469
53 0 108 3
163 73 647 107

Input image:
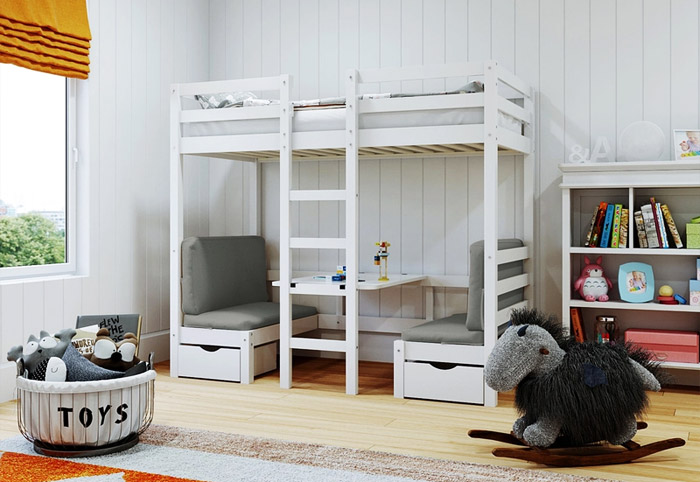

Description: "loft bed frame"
170 60 535 407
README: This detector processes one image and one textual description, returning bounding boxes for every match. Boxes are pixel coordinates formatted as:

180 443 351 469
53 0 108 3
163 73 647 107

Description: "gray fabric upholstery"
181 236 269 315
184 301 317 331
401 314 484 345
466 239 524 331
180 236 317 332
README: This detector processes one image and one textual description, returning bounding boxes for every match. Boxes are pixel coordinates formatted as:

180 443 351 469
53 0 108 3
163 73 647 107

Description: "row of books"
584 198 683 249
584 202 629 248
633 198 683 248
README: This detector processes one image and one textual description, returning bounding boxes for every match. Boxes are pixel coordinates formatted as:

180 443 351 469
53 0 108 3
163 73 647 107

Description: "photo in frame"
673 129 700 160
618 262 654 303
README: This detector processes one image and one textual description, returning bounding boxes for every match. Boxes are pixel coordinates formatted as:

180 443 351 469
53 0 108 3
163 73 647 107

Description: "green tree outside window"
0 214 65 267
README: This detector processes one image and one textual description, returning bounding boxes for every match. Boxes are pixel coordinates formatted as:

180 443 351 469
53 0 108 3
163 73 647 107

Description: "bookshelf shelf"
659 361 700 371
570 247 700 256
569 300 700 313
561 162 700 377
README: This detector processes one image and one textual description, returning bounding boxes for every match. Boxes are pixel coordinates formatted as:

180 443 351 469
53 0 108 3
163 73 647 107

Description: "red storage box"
624 329 700 364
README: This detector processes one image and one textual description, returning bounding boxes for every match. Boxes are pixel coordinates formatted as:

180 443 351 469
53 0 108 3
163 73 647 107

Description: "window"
0 64 77 279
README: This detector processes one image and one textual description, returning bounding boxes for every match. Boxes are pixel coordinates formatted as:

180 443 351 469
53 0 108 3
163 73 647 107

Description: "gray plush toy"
484 308 661 448
7 328 134 382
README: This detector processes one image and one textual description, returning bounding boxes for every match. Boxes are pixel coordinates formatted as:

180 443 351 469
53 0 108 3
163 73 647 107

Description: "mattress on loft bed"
183 106 522 138
182 84 524 138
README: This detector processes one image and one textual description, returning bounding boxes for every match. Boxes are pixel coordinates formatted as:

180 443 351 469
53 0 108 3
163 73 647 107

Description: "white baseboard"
0 362 18 403
139 330 170 364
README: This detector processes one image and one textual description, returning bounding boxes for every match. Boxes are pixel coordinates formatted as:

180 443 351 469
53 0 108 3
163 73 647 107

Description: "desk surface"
272 273 426 291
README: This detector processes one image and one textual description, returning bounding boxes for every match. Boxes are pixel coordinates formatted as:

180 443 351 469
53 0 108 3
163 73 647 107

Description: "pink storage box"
625 329 699 364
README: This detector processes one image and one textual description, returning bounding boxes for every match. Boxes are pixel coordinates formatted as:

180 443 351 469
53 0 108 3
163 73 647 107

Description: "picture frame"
673 129 700 160
618 262 654 303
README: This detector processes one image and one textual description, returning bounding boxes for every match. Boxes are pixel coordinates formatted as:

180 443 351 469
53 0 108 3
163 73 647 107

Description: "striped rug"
0 425 611 482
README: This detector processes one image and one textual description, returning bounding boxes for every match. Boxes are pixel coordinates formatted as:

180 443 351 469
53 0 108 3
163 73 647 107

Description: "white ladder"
278 72 360 395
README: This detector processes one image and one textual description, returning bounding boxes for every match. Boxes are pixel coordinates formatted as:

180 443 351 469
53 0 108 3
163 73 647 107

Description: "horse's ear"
584 256 590 265
517 325 528 337
595 256 603 265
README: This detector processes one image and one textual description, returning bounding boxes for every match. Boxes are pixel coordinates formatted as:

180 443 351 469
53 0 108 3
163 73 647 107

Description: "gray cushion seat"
184 301 317 331
401 313 483 345
402 238 523 346
181 235 317 331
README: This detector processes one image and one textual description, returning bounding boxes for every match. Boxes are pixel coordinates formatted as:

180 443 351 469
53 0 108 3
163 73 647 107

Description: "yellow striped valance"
0 0 91 79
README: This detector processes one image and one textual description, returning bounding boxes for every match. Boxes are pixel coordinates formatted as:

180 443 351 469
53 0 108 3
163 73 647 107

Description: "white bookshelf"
560 161 700 375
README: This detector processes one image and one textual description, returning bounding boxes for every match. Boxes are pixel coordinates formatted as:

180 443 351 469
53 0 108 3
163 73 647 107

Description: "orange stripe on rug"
0 451 200 482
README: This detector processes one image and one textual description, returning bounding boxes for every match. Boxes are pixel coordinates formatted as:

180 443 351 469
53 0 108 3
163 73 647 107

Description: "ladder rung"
290 237 346 249
290 189 347 201
289 337 347 352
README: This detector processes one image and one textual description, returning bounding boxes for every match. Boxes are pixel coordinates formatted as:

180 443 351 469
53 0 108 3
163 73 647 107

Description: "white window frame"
0 78 79 281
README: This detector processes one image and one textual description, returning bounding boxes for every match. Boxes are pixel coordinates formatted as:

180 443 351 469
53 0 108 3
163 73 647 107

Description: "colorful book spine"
610 204 623 248
641 204 660 248
650 197 669 248
589 202 608 247
661 204 683 248
599 204 615 248
584 206 599 247
569 307 585 343
619 208 629 248
634 210 648 248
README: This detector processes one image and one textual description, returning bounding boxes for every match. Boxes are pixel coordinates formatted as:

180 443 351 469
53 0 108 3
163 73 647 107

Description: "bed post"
169 84 184 377
523 90 536 311
482 60 499 407
279 74 294 389
345 68 360 396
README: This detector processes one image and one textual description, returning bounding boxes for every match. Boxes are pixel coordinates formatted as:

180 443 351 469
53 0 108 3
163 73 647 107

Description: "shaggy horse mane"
509 308 575 350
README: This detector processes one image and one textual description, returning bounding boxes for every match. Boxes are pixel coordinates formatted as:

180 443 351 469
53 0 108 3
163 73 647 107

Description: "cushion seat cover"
401 314 484 346
184 301 317 331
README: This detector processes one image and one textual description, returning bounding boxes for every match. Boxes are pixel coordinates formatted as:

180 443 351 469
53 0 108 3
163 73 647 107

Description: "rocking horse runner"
469 308 685 466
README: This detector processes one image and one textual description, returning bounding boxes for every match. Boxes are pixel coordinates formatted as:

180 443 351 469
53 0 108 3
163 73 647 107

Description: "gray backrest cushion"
181 236 269 315
466 239 524 331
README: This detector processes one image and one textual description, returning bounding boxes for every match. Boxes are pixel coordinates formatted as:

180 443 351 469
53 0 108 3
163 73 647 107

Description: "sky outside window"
0 63 66 213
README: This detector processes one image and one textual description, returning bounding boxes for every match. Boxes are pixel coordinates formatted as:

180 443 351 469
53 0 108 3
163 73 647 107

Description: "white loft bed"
170 61 534 407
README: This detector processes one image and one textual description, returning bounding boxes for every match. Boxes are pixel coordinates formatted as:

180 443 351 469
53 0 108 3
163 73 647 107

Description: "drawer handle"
199 345 222 353
428 362 458 370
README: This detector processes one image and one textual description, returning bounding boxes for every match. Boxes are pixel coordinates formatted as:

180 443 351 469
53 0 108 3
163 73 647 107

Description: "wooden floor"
1 358 698 481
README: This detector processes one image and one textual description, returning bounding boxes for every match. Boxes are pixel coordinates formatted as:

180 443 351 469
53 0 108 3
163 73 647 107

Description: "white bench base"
394 339 486 404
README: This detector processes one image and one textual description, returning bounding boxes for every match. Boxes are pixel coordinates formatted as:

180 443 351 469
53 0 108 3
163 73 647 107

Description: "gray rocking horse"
468 308 685 466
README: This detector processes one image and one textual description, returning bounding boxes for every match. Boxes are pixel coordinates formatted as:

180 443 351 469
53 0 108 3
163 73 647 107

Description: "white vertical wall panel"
98 0 118 313
491 0 515 73
131 0 149 318
116 0 135 312
538 0 565 315
670 0 699 130
564 0 590 156
590 0 616 160
616 0 644 143
643 0 671 157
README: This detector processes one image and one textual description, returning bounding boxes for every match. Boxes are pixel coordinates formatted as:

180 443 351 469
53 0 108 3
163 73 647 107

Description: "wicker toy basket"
15 358 156 457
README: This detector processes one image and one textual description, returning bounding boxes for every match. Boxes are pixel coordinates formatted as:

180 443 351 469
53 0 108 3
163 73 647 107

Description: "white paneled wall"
205 0 700 327
0 0 209 402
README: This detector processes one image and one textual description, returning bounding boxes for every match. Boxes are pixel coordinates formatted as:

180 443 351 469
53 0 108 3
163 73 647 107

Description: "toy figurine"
573 256 612 302
374 241 390 281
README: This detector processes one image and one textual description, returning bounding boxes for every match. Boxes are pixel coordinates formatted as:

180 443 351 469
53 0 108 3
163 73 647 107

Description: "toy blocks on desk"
690 279 700 306
687 223 700 249
625 329 700 364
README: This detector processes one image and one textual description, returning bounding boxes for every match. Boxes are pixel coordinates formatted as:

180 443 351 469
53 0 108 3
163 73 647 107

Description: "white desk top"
272 273 426 291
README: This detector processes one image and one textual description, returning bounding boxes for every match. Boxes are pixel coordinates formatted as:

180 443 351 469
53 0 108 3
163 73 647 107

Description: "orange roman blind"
0 0 91 79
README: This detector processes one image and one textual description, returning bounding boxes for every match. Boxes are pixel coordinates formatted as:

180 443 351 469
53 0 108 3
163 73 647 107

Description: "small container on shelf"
595 315 618 344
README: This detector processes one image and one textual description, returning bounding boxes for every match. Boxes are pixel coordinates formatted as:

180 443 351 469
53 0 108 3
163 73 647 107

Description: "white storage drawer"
404 361 484 404
178 345 241 382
